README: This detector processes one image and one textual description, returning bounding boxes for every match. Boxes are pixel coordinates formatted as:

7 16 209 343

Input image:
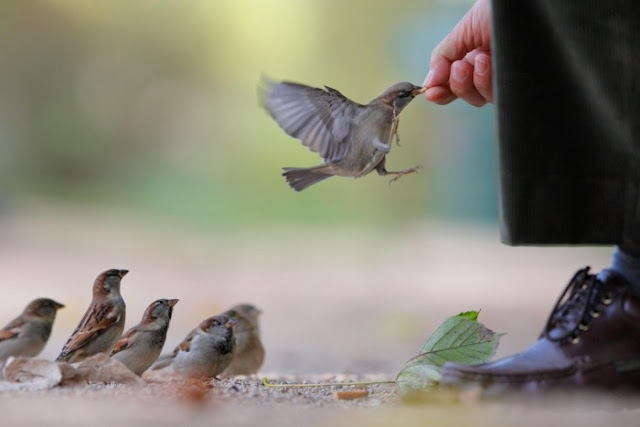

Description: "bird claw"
387 165 422 185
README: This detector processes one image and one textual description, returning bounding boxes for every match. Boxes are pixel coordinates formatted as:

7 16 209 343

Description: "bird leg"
390 107 401 146
385 165 422 184
373 138 390 153
375 159 422 184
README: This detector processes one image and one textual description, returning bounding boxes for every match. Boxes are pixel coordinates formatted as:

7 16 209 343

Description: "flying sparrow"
56 269 128 363
0 298 65 369
110 298 178 375
220 303 265 377
153 314 236 379
260 79 425 191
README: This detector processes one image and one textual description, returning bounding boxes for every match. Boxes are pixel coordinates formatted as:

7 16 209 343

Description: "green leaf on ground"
455 310 479 321
396 310 502 393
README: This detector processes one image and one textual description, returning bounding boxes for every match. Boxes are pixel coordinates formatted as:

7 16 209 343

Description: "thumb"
424 0 491 88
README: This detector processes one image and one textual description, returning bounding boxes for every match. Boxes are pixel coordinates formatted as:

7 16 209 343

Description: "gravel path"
2 375 639 427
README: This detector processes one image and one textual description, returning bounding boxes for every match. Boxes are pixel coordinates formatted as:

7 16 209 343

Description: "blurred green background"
0 0 496 229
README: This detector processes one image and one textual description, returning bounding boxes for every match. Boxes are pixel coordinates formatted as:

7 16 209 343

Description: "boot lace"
542 267 614 344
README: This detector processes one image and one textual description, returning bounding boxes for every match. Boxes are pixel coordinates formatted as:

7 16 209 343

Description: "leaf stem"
262 377 396 388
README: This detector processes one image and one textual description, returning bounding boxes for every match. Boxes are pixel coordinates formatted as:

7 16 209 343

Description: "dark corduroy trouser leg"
492 1 640 247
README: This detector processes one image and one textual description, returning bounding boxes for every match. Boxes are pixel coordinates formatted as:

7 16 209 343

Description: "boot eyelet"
578 322 589 331
570 334 580 344
601 293 613 305
590 309 601 318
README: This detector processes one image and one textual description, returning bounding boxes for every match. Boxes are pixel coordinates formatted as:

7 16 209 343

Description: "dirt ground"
0 208 637 426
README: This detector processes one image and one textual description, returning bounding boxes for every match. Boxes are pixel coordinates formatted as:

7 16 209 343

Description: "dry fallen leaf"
335 389 369 400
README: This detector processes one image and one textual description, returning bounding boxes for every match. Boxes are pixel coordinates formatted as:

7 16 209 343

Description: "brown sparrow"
56 269 128 363
0 298 65 369
110 298 178 375
153 314 236 379
220 304 264 377
260 79 425 191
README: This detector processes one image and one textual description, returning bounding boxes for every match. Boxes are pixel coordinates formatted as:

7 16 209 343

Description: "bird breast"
172 333 222 378
336 107 393 176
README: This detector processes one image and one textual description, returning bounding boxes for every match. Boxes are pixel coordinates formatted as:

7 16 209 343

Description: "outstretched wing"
260 79 364 163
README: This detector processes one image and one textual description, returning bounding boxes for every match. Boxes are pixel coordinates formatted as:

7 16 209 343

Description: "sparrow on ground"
220 303 264 377
260 79 425 191
153 314 236 379
56 269 128 363
0 298 65 369
110 298 178 375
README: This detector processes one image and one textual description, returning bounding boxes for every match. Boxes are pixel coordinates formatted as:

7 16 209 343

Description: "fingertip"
435 93 458 105
423 70 433 87
473 53 493 102
474 53 490 76
450 59 486 106
424 58 451 89
425 86 456 105
451 60 471 84
424 86 443 101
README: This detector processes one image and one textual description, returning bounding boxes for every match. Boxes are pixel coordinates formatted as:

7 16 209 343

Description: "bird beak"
54 301 65 309
168 299 179 307
117 270 129 278
411 86 426 96
225 319 237 329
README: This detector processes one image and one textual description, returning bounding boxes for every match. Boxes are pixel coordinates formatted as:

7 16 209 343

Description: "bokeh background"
0 0 610 375
0 0 498 225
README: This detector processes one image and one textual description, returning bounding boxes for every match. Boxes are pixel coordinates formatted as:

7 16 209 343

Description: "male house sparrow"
0 298 65 369
110 298 178 375
260 79 425 191
56 269 128 363
220 304 264 377
153 314 236 379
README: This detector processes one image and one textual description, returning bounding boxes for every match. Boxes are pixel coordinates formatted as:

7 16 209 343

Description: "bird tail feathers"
282 166 333 191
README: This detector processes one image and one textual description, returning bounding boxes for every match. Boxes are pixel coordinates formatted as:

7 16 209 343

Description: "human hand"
423 0 493 107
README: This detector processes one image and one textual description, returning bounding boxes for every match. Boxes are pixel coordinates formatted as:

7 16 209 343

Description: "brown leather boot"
441 267 640 393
